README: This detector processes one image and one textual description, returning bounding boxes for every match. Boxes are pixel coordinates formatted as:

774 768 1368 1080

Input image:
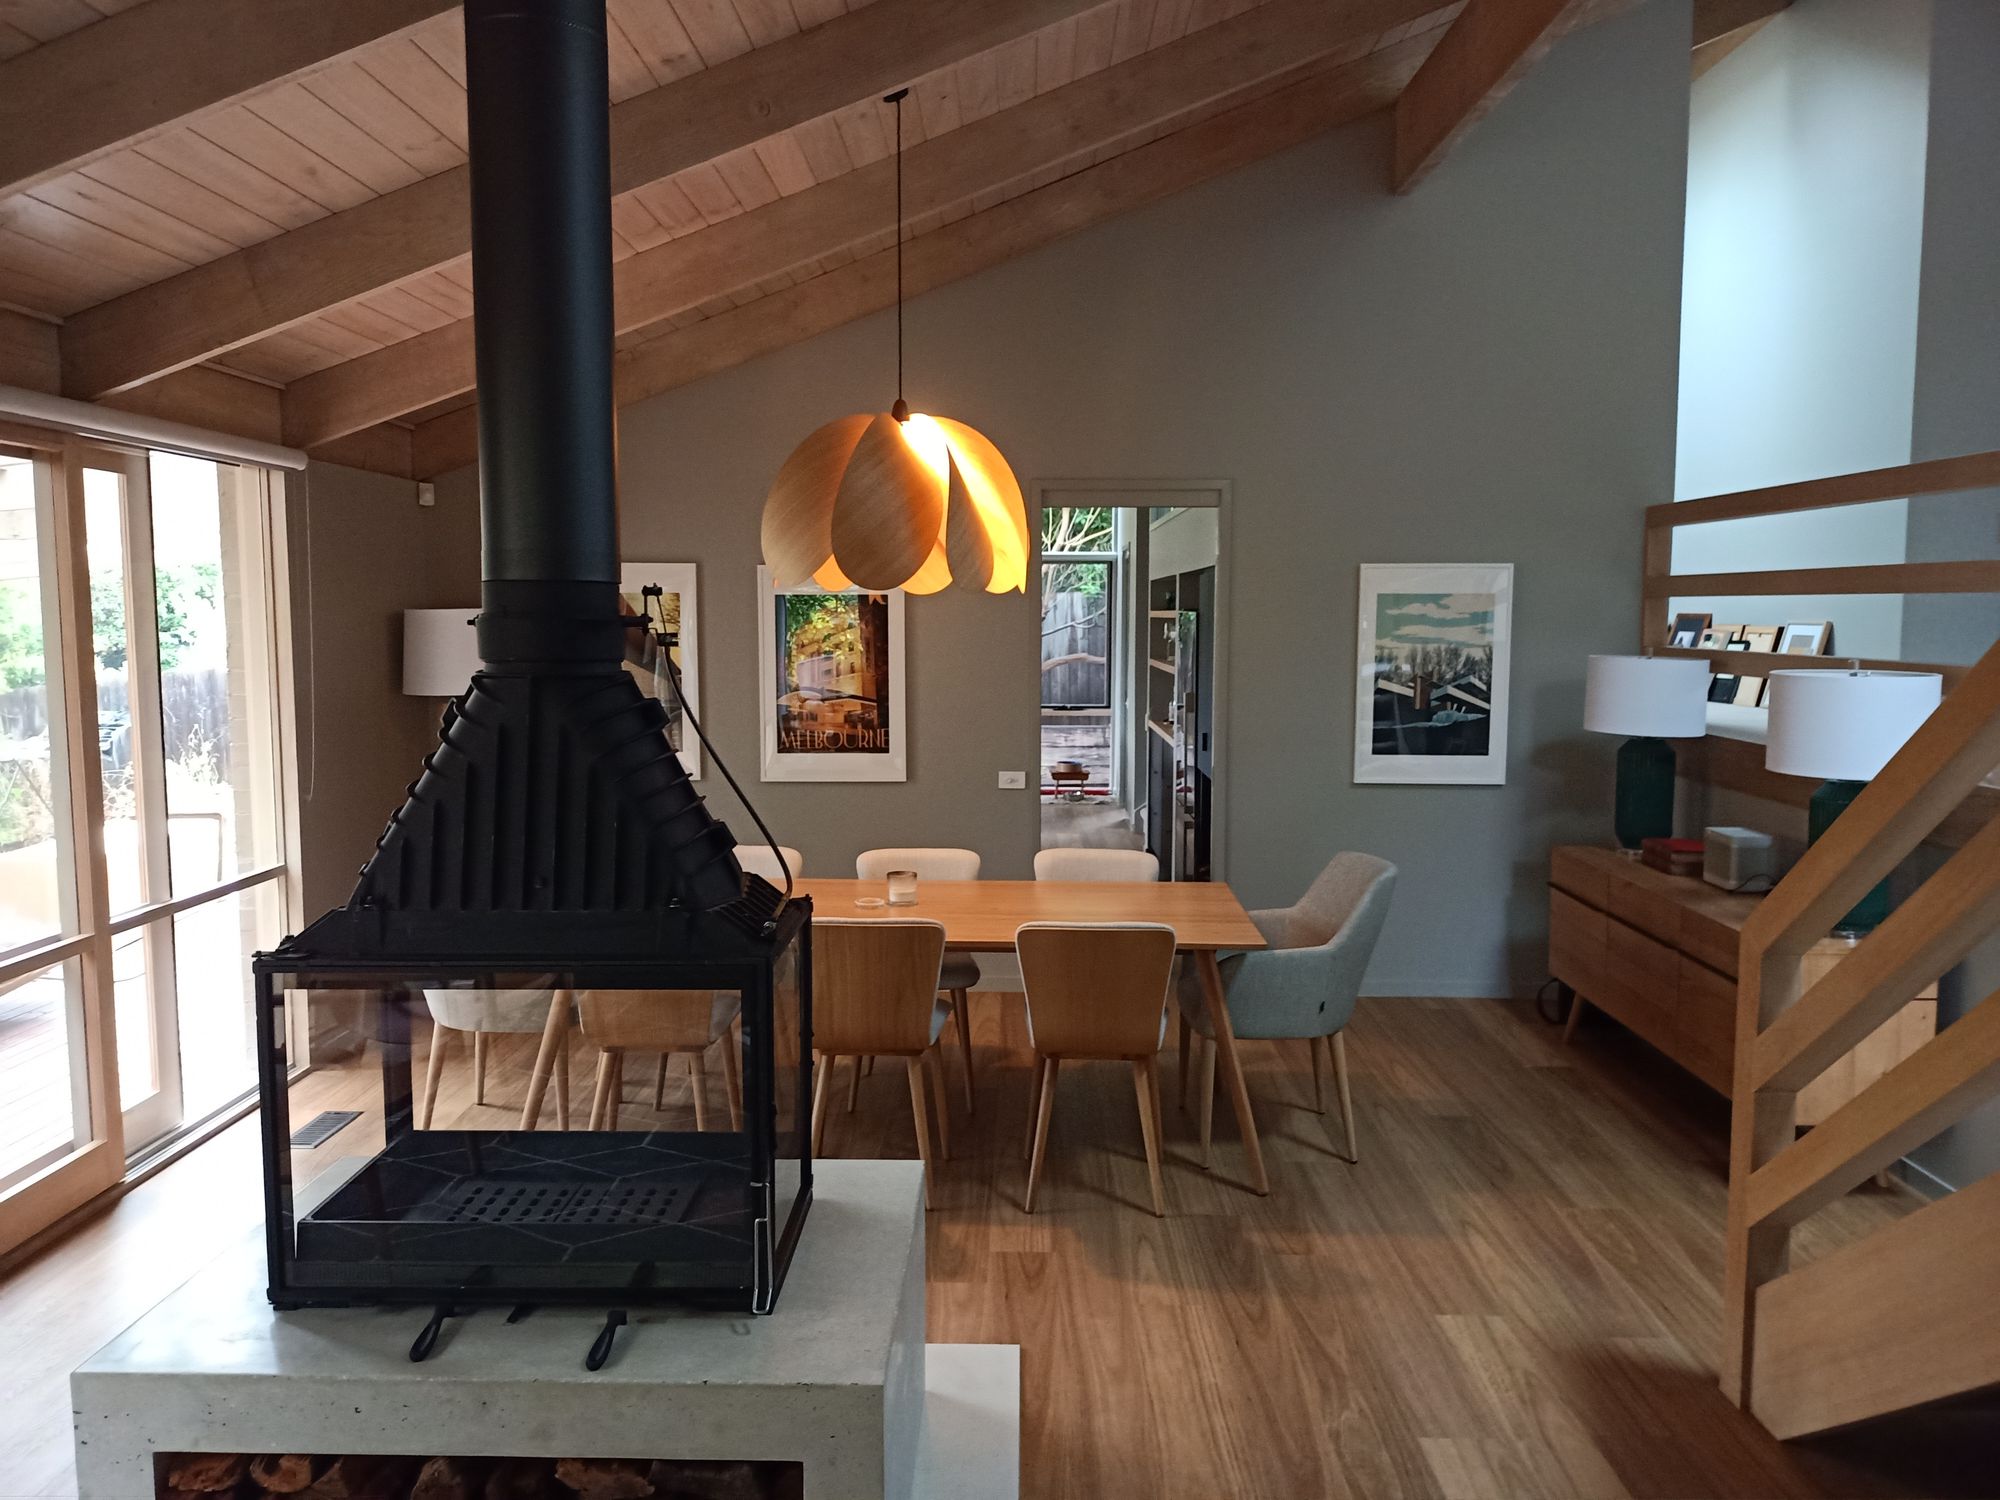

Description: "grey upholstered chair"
1177 852 1396 1166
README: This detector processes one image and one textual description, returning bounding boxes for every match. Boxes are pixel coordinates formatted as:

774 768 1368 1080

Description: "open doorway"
1037 486 1228 877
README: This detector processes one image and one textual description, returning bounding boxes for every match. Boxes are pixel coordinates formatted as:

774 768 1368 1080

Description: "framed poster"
1353 563 1513 786
758 566 907 782
620 562 701 779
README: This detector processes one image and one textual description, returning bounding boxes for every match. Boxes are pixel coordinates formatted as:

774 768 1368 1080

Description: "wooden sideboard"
1548 845 1935 1125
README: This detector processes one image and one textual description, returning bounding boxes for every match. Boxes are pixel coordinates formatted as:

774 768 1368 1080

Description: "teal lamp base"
1811 778 1887 932
1613 736 1676 850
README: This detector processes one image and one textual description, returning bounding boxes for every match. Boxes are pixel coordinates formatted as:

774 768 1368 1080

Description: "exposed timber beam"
285 0 1457 447
0 0 458 201
1391 0 1590 192
60 0 1111 400
398 28 1443 480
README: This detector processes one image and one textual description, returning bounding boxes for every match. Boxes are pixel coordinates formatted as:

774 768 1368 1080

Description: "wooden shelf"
1149 610 1178 620
1147 719 1174 745
1149 658 1173 673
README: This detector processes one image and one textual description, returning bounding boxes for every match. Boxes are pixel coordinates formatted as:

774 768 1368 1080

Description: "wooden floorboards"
1 996 1994 1497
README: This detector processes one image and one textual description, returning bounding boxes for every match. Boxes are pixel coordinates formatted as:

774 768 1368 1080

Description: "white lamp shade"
1766 669 1942 782
1583 655 1711 738
402 608 481 697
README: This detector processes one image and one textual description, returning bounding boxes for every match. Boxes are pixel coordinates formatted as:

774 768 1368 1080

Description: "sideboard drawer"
1672 958 1738 1093
1549 888 1607 997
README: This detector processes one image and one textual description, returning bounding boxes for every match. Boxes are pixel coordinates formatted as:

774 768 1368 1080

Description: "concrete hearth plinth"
72 1160 1016 1500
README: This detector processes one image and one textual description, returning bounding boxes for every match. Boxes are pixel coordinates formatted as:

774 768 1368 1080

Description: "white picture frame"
620 562 701 780
757 566 908 783
1353 562 1514 786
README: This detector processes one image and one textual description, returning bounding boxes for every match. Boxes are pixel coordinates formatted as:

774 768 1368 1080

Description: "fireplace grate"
437 1178 697 1228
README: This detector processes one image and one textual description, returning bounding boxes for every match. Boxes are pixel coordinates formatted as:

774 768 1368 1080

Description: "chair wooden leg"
689 1050 711 1131
951 989 975 1114
721 1031 743 1130
1132 1058 1165 1217
1177 1012 1191 1110
811 1054 833 1157
420 1023 452 1130
589 1050 617 1132
1332 1031 1358 1164
555 1031 570 1131
608 1050 625 1130
1197 1037 1217 1171
924 1046 952 1160
905 1056 937 1211
654 1053 670 1111
473 1030 489 1106
520 991 570 1131
866 1056 875 1076
1022 1051 1043 1161
1310 1035 1326 1114
846 1051 863 1113
1024 1057 1059 1213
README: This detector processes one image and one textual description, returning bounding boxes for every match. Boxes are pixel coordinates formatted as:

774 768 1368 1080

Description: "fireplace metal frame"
254 900 813 1314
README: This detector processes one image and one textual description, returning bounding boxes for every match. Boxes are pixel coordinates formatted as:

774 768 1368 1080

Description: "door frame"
1031 480 1233 882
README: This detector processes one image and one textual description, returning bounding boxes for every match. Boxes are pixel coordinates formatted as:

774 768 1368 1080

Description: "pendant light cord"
887 87 909 422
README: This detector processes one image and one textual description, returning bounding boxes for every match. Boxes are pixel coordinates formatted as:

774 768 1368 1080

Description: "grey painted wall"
286 461 480 919
1900 0 2000 1190
1672 0 1932 658
434 0 1691 998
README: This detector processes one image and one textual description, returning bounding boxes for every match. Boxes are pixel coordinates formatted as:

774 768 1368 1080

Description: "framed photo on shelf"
757 566 907 782
1779 620 1833 655
1709 641 1751 703
619 562 701 779
1669 611 1712 649
1353 562 1513 786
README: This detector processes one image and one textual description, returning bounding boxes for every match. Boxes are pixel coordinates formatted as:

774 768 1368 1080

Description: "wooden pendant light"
759 89 1027 596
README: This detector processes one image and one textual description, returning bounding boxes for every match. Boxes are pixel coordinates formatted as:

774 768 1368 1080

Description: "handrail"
1648 449 2000 530
1720 631 2000 1412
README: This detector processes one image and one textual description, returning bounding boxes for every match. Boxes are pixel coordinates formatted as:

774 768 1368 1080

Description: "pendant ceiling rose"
760 87 1027 595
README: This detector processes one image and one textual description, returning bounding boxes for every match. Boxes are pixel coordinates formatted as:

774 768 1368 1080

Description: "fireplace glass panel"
255 905 812 1313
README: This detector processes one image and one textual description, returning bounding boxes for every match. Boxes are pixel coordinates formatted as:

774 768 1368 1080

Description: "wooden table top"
790 879 1267 953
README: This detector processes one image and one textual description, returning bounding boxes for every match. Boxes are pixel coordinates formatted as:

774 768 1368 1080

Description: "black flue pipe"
465 0 620 665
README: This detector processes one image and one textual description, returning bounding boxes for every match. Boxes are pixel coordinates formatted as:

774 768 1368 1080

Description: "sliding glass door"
0 431 290 1253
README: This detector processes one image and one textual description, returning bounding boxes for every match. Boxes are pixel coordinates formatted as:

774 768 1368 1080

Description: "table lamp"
1584 654 1711 849
1766 667 1942 931
402 608 481 698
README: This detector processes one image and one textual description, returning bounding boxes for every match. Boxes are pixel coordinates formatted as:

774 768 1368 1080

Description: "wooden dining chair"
421 986 571 1131
810 918 953 1209
1032 848 1159 882
856 848 981 1112
572 989 743 1132
738 844 803 883
1016 922 1179 1216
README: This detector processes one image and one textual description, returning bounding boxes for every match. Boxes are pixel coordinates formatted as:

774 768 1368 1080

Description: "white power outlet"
997 770 1027 790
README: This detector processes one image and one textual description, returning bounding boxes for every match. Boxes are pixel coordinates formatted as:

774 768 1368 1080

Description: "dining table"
792 878 1271 1195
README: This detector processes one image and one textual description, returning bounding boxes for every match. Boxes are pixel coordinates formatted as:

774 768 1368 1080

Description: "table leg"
1196 949 1268 1195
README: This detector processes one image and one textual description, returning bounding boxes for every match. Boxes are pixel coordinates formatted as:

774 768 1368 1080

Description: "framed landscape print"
620 562 701 779
758 566 907 782
1353 563 1514 786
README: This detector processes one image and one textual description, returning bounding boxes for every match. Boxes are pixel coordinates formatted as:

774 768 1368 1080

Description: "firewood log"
299 1456 418 1500
165 1455 249 1492
484 1459 554 1500
643 1461 762 1500
553 1458 652 1499
249 1455 322 1494
412 1456 485 1500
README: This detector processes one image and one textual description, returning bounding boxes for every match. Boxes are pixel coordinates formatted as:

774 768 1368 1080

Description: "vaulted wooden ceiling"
0 0 1780 480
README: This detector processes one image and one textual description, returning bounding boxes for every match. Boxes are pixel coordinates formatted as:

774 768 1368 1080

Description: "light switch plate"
997 770 1027 789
